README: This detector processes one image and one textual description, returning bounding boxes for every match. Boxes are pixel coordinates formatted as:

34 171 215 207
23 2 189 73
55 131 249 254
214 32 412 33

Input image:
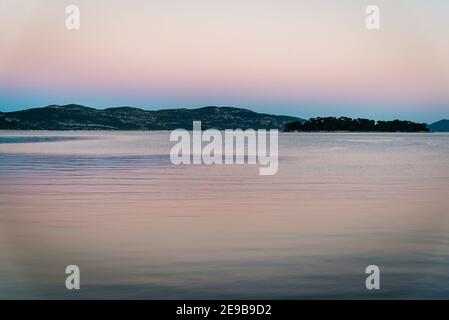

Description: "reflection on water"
0 136 96 144
1 131 449 299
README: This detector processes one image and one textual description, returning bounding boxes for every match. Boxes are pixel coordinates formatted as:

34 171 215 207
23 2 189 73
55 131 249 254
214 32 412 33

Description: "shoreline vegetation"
284 117 429 133
0 104 445 132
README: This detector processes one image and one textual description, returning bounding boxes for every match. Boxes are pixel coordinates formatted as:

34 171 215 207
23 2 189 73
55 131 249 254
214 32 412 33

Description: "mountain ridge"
1 104 447 131
0 104 303 130
428 119 449 132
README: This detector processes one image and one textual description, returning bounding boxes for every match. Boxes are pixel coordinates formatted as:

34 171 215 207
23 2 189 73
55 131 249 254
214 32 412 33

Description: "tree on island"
284 117 429 132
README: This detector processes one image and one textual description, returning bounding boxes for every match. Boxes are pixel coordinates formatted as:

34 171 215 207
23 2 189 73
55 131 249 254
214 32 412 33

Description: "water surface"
1 131 449 299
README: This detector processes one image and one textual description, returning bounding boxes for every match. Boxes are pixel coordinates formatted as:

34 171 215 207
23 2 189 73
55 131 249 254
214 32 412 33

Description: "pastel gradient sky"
0 0 448 122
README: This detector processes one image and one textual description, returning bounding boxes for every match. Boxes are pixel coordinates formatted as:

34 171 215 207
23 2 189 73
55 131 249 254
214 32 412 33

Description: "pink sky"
0 0 448 121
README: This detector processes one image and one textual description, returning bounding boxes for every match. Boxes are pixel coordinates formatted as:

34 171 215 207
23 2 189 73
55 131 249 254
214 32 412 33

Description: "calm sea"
1 131 449 299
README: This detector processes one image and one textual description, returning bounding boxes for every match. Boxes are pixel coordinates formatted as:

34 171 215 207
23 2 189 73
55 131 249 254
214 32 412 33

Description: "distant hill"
0 104 303 130
428 119 449 132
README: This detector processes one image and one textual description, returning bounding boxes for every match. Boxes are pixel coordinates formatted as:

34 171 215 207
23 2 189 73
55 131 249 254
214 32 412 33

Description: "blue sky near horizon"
0 0 448 122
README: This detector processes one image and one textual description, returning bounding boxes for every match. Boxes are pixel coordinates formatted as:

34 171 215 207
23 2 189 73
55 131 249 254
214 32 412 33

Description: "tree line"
284 117 429 132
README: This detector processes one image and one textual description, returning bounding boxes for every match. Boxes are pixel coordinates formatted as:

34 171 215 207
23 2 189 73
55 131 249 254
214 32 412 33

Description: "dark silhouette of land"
0 104 302 130
428 119 449 132
284 117 429 132
0 104 445 132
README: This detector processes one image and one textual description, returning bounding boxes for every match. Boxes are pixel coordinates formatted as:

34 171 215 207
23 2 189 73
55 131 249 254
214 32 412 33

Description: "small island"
284 117 429 132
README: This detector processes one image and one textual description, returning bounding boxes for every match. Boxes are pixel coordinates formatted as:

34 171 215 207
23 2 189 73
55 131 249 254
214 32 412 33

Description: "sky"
0 0 448 122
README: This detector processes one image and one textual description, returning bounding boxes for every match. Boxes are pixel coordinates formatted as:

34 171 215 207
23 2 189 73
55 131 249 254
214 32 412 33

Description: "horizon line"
1 103 446 124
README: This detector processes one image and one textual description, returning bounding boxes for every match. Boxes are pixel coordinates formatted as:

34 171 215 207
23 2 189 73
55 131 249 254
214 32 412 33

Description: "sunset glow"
0 0 448 121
